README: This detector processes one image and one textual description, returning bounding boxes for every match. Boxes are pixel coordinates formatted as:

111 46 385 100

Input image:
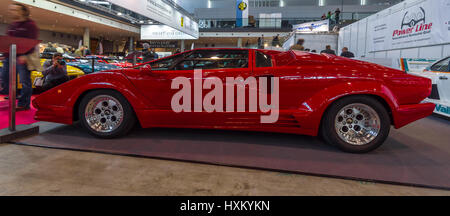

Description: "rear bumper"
394 102 435 129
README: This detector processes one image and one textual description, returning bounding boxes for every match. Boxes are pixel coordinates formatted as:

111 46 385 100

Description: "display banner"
293 20 330 33
367 0 450 52
106 0 199 38
236 0 249 27
146 41 178 48
141 25 197 40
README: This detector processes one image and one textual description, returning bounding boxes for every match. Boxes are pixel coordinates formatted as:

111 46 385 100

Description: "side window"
149 53 185 71
430 57 450 72
255 51 272 68
176 50 249 70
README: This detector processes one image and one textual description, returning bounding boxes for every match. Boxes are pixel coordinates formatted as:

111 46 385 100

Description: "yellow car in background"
0 59 84 89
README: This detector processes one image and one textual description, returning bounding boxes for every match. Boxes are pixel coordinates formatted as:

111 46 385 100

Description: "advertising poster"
368 0 450 52
293 20 330 33
141 25 197 40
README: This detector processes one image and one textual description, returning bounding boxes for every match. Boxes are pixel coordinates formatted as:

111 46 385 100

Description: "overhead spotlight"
117 12 122 16
139 20 144 24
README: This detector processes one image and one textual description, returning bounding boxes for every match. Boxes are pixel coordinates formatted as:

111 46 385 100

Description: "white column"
83 28 90 48
237 38 243 48
181 40 185 52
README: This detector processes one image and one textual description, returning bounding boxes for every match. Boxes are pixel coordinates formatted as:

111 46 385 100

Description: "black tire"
78 89 136 138
320 96 391 153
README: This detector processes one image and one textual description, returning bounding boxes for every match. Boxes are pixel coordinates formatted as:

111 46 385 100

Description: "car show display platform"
10 116 450 190
0 96 38 130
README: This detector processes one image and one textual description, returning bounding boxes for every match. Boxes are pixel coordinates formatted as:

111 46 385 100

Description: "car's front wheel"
321 96 391 153
79 90 136 138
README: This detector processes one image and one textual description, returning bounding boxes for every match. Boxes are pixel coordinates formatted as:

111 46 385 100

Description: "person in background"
1 3 39 110
151 48 158 60
44 42 57 53
340 47 355 58
327 11 332 20
257 34 265 49
335 8 341 25
39 44 46 53
74 46 85 57
311 50 317 53
272 34 281 47
142 43 158 63
63 47 70 54
55 43 64 54
321 14 327 20
305 48 311 52
320 45 336 55
174 48 181 54
290 38 305 51
83 46 91 56
42 53 69 91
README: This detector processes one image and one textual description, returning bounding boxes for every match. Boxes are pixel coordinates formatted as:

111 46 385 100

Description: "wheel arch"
72 88 143 128
295 81 399 136
318 94 394 134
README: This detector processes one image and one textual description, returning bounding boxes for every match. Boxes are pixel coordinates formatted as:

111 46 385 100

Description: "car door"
129 52 199 126
173 49 254 126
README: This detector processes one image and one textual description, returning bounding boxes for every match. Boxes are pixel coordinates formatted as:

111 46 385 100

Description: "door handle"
439 76 448 80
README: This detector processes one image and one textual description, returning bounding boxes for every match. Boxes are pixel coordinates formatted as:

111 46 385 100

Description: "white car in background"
409 57 450 118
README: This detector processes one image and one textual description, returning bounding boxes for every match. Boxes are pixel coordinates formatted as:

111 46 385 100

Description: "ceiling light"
117 12 122 16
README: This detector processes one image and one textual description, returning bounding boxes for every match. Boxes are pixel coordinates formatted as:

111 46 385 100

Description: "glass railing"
198 12 374 30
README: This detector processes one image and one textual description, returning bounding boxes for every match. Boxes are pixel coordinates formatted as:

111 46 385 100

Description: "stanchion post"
8 44 16 132
0 36 40 144
133 54 137 66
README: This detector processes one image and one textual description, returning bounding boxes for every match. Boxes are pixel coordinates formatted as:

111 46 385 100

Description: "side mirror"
140 64 152 73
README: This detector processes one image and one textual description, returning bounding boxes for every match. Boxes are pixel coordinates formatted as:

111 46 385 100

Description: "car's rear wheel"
321 96 391 153
79 90 136 138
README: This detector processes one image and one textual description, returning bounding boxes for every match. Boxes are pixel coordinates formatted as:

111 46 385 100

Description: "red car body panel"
87 55 134 68
33 48 435 136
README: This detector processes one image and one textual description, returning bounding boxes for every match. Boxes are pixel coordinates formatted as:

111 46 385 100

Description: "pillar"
181 40 185 52
129 37 134 52
83 27 90 48
237 37 243 48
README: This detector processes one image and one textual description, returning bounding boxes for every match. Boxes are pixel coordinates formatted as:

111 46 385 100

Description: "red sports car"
33 48 435 153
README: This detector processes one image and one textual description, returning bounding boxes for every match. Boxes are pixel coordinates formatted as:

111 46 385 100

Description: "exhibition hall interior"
0 0 449 196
